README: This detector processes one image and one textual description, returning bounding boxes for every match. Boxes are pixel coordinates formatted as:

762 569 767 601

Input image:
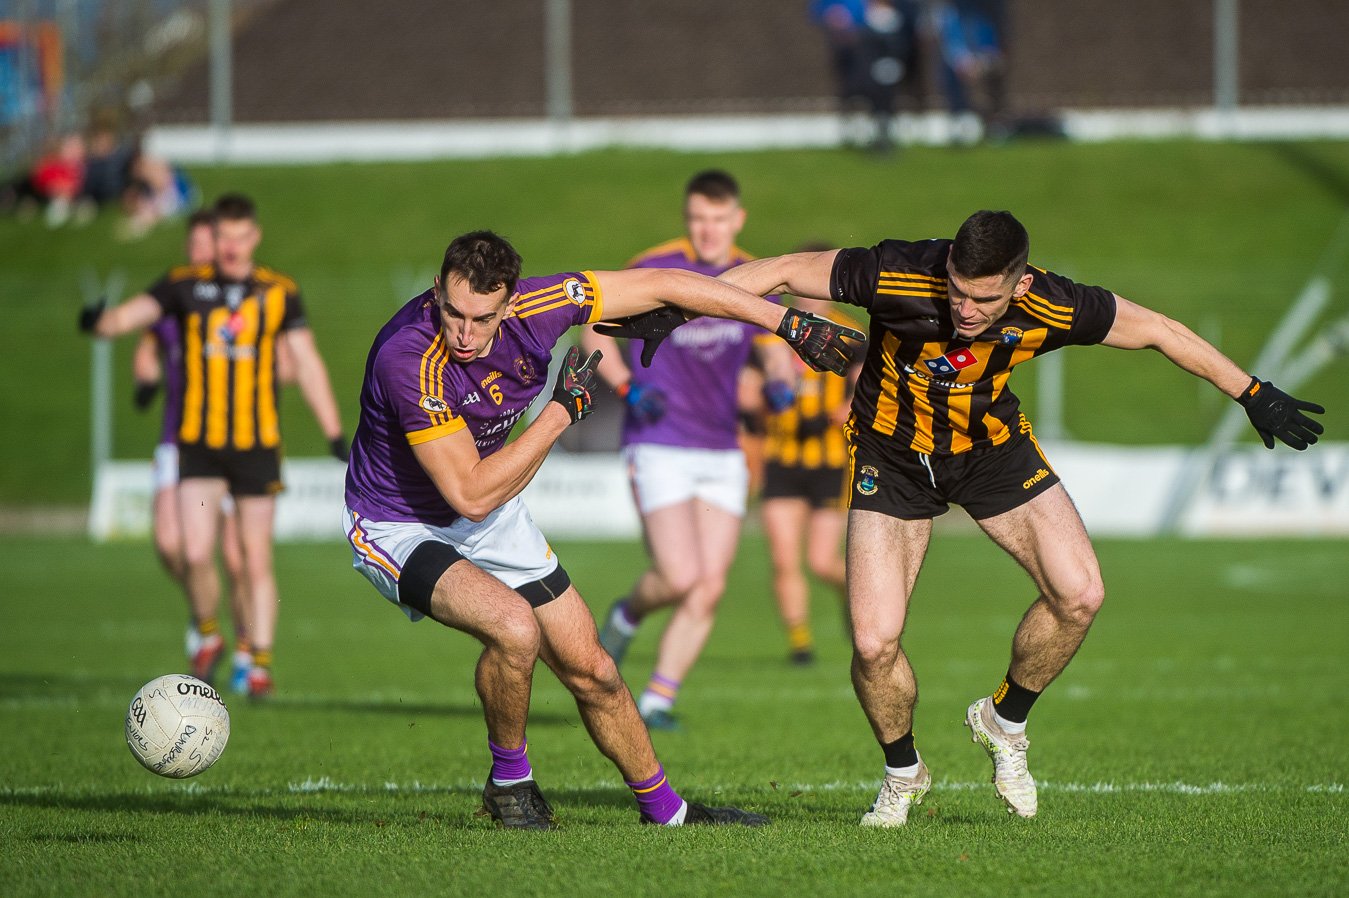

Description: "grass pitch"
1 533 1345 896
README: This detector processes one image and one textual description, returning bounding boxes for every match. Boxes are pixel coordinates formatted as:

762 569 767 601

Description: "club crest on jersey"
856 465 880 496
514 355 538 384
998 327 1023 346
563 278 587 305
924 347 977 377
421 395 449 414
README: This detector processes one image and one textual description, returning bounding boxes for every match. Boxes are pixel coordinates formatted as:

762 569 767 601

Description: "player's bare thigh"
424 558 540 651
762 497 810 569
975 483 1103 608
177 477 227 562
640 499 706 593
845 509 932 651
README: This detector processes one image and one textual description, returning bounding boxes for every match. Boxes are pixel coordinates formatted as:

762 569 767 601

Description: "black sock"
881 732 917 769
992 672 1040 724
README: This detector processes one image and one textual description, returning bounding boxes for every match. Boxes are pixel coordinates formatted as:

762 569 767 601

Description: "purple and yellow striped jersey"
149 263 307 452
830 239 1116 456
622 238 777 451
345 273 603 525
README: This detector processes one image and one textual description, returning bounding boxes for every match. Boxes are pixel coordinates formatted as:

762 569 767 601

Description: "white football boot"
860 755 931 827
965 696 1037 818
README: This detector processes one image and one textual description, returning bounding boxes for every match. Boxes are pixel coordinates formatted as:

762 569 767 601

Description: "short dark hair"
685 169 740 202
186 209 216 231
440 230 522 297
950 210 1029 281
212 192 257 223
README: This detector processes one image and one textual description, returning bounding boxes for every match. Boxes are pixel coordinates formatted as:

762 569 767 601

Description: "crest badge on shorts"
856 465 880 496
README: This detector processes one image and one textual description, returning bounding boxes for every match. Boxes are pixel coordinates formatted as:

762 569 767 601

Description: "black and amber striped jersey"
764 311 861 470
150 264 308 451
830 239 1116 456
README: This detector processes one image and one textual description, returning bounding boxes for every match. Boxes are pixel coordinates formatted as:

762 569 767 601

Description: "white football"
125 674 230 778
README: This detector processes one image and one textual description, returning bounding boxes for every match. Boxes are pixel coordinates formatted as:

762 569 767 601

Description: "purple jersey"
345 273 603 525
621 238 776 451
150 316 184 445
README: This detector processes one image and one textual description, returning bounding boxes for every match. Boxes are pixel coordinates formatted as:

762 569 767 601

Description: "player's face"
185 224 214 267
685 193 745 267
945 258 1032 339
436 274 515 363
214 217 261 280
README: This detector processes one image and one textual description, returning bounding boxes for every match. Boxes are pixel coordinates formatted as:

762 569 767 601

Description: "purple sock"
627 765 686 824
489 738 532 786
618 600 640 628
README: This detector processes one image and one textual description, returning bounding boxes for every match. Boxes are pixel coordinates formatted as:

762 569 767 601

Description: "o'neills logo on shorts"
1023 468 1050 489
856 465 880 496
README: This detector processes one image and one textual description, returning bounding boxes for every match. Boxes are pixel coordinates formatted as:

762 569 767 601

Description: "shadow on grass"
0 671 143 699
262 694 574 728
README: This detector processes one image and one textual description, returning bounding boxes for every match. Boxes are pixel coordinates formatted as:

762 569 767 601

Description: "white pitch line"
1 779 1341 799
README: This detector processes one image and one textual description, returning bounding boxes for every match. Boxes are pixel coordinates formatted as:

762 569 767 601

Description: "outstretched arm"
592 267 783 331
85 293 163 338
1103 295 1325 449
717 249 840 300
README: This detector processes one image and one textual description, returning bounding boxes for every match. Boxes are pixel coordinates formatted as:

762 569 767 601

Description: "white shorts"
343 496 561 622
152 442 178 492
623 443 748 517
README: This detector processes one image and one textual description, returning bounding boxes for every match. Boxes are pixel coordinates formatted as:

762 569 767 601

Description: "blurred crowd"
1 112 197 238
810 0 1016 150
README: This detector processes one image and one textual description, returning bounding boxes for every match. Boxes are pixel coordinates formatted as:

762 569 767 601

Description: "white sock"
884 760 923 779
662 800 689 826
637 691 674 717
992 705 1028 735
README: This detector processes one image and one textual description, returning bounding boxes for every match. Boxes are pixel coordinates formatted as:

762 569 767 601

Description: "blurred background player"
758 259 864 666
341 230 857 827
82 192 347 698
586 169 798 730
129 209 296 693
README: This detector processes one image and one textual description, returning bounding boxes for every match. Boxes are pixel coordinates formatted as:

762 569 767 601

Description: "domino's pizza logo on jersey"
563 278 586 305
924 348 978 377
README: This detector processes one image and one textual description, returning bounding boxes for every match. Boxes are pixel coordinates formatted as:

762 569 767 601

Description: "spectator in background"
810 0 867 109
118 147 198 241
813 0 920 152
934 0 1008 140
29 133 86 227
81 120 136 210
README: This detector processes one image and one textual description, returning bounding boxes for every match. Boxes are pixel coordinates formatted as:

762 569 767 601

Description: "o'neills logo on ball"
177 680 224 704
421 396 448 413
563 278 586 305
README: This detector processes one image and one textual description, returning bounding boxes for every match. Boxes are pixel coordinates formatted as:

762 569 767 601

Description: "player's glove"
133 380 161 411
775 308 866 375
593 307 686 368
329 434 350 463
1236 376 1325 450
617 381 667 426
78 295 107 334
763 379 796 413
551 346 603 424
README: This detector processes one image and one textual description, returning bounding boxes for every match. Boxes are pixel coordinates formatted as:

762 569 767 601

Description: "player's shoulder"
626 237 694 269
371 294 440 364
511 272 595 320
872 237 951 275
163 263 212 284
252 265 300 294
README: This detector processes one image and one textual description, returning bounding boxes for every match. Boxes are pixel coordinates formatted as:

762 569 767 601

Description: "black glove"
329 434 350 463
775 308 866 375
593 307 686 367
78 295 107 334
133 380 161 411
1236 377 1325 450
551 346 603 424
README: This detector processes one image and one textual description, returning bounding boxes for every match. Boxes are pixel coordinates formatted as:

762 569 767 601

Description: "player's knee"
491 613 541 666
558 649 624 702
852 630 900 669
806 550 840 581
1052 576 1105 625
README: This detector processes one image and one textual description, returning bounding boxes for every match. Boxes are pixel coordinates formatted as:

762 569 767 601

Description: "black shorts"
761 461 848 510
178 443 284 497
847 415 1059 521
